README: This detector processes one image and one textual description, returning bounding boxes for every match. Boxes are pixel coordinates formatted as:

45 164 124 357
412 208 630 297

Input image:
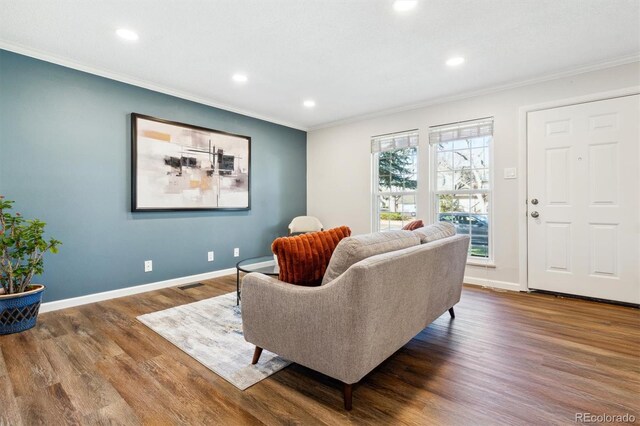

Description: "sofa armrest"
241 272 362 382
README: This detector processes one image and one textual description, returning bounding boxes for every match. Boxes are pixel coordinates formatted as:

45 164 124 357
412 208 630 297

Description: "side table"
236 256 279 305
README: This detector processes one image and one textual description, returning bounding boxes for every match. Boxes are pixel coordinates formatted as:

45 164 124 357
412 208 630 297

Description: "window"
372 130 418 232
429 118 493 260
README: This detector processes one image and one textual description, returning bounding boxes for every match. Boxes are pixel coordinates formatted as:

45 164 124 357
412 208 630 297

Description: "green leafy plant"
0 196 61 295
378 148 417 192
379 212 412 221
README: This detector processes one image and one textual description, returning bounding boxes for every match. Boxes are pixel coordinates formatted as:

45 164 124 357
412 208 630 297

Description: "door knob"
531 198 539 205
530 211 539 218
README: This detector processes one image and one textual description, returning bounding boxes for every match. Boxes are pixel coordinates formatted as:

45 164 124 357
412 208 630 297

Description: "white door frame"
517 86 640 292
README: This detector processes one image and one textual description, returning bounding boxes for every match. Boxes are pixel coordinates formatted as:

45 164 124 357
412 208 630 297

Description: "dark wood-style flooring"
0 276 638 425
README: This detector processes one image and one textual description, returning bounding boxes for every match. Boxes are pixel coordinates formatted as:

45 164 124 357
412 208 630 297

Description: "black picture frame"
131 113 251 212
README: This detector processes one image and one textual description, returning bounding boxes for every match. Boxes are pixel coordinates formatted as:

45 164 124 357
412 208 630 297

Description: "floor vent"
178 283 204 290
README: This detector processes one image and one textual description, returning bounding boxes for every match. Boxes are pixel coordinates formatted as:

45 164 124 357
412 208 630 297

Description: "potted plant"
0 196 60 334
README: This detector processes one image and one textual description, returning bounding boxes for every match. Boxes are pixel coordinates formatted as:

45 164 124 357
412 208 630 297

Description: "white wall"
307 62 640 290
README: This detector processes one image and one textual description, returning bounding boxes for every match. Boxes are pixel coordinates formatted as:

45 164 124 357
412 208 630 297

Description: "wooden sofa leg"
448 307 455 318
252 346 263 365
343 383 353 411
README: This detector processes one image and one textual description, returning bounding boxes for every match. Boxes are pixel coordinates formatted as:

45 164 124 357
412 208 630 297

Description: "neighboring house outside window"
429 118 493 261
372 130 418 232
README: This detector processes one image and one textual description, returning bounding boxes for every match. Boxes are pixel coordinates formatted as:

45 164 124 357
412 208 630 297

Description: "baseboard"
39 266 509 313
464 276 521 292
40 267 237 313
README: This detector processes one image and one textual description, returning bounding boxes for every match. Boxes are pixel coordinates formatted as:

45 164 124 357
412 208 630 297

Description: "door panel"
527 95 639 304
545 222 571 272
588 142 618 205
589 224 618 277
545 147 572 204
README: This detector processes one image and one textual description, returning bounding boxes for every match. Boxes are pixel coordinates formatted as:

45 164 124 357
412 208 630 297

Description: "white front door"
527 95 639 304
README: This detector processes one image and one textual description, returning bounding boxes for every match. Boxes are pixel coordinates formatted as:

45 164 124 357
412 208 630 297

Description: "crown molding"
309 54 640 131
2 40 637 134
0 41 309 132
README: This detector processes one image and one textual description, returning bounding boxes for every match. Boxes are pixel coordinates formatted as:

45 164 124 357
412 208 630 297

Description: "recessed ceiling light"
446 56 465 67
393 0 418 12
116 28 139 41
303 100 316 108
232 73 248 83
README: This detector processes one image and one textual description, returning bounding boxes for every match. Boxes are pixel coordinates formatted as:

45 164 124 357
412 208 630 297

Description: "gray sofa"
241 228 470 410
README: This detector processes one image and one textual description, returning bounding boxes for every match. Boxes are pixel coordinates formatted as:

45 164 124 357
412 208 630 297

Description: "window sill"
466 260 496 268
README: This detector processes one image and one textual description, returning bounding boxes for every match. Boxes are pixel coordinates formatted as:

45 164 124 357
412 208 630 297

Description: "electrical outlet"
208 251 214 262
144 260 153 272
234 248 240 257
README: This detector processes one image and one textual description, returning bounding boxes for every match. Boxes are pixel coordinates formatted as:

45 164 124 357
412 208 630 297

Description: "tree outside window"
372 131 418 232
430 119 493 260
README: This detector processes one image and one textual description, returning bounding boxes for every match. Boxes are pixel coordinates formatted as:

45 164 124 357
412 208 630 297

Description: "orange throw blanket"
271 226 351 286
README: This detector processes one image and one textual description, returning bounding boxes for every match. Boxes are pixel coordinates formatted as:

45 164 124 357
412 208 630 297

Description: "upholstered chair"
288 216 323 235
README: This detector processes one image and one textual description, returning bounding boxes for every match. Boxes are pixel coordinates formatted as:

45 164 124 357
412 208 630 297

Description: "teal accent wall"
0 50 307 303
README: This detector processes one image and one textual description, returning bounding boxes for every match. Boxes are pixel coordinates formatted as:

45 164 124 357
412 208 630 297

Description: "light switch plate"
504 167 517 179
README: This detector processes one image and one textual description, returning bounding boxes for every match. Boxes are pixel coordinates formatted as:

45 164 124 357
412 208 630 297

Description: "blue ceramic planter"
0 285 45 335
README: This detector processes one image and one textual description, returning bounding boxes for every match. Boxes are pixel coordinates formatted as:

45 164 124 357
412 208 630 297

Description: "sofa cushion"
322 230 420 285
272 226 351 286
402 219 424 230
413 222 456 243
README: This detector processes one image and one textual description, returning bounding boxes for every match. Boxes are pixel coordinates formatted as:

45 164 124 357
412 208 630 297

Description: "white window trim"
429 124 495 264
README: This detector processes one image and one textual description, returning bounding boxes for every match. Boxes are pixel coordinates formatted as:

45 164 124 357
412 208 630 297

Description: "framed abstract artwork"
131 113 251 211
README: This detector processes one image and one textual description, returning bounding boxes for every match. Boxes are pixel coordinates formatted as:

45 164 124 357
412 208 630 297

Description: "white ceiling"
1 0 639 130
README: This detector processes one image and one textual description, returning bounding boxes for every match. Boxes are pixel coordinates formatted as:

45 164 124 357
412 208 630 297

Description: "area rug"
137 292 290 390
